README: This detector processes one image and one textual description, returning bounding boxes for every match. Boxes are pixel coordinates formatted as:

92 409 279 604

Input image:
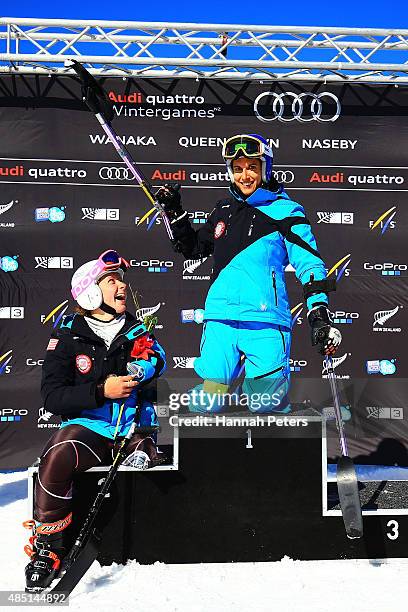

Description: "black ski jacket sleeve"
171 206 217 258
41 334 100 417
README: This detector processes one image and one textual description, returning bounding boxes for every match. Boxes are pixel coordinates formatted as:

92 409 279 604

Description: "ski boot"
122 434 167 469
23 513 72 592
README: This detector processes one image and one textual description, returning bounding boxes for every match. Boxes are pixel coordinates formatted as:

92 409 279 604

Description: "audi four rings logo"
253 91 341 123
99 167 135 181
273 170 294 183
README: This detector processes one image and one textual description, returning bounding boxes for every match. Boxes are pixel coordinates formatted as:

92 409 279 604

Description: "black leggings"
35 424 155 523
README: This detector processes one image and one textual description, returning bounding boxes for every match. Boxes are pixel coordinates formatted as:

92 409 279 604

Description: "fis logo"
289 358 308 372
373 306 402 333
82 208 119 221
330 310 359 324
366 359 396 376
35 207 66 223
0 350 13 375
134 206 206 231
321 353 350 379
364 262 407 276
41 300 69 328
291 303 304 326
317 212 354 224
327 254 351 281
0 408 28 422
135 207 161 231
35 257 73 269
369 206 397 234
173 357 197 369
130 259 173 273
0 256 19 272
181 309 205 324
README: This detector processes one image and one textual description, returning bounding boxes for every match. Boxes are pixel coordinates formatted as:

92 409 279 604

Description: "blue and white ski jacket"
172 185 328 327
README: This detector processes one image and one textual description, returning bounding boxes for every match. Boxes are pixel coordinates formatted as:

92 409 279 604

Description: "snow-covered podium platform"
28 411 408 564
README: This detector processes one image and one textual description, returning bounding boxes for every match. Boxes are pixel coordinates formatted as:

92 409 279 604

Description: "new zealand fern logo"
135 302 161 322
373 306 399 327
322 353 349 375
0 200 15 216
372 305 402 333
183 258 208 276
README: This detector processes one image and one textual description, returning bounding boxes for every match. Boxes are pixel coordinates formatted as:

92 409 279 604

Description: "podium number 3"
386 520 399 540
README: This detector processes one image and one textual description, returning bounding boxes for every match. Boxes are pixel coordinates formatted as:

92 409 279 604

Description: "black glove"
307 305 342 356
155 183 184 221
266 175 282 193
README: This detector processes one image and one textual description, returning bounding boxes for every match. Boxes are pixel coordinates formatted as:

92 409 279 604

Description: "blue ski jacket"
172 185 328 327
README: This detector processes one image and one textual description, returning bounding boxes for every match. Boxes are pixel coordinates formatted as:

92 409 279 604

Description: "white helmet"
71 250 129 311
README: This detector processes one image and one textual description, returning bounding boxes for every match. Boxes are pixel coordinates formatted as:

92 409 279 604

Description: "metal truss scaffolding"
1 17 408 82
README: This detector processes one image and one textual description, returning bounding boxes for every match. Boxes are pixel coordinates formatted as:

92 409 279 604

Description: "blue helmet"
222 134 273 184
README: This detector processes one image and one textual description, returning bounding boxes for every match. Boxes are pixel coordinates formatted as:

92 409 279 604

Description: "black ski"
325 357 363 539
50 530 100 596
337 456 363 539
45 422 138 596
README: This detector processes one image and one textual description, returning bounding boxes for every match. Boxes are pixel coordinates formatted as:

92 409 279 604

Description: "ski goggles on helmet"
93 250 129 283
222 135 268 160
98 249 129 271
71 250 129 308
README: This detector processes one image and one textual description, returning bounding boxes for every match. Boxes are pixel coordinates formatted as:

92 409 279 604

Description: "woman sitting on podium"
23 249 166 592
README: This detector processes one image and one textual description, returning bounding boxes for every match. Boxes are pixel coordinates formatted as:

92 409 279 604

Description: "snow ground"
1 470 408 612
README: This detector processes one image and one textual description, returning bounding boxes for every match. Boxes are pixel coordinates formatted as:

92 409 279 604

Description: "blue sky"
2 0 406 29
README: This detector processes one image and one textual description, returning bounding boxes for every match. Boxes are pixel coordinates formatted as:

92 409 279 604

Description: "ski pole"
50 418 154 595
325 356 348 456
324 356 363 538
65 60 175 243
62 421 137 570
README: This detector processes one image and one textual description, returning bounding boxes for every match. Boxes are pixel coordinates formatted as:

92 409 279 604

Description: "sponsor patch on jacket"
214 221 226 239
47 338 59 351
75 354 92 374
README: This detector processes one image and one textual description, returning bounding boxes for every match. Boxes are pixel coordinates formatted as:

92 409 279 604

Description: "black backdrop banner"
0 76 408 469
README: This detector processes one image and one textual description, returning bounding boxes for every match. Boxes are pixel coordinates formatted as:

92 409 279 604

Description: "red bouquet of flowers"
130 334 155 361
